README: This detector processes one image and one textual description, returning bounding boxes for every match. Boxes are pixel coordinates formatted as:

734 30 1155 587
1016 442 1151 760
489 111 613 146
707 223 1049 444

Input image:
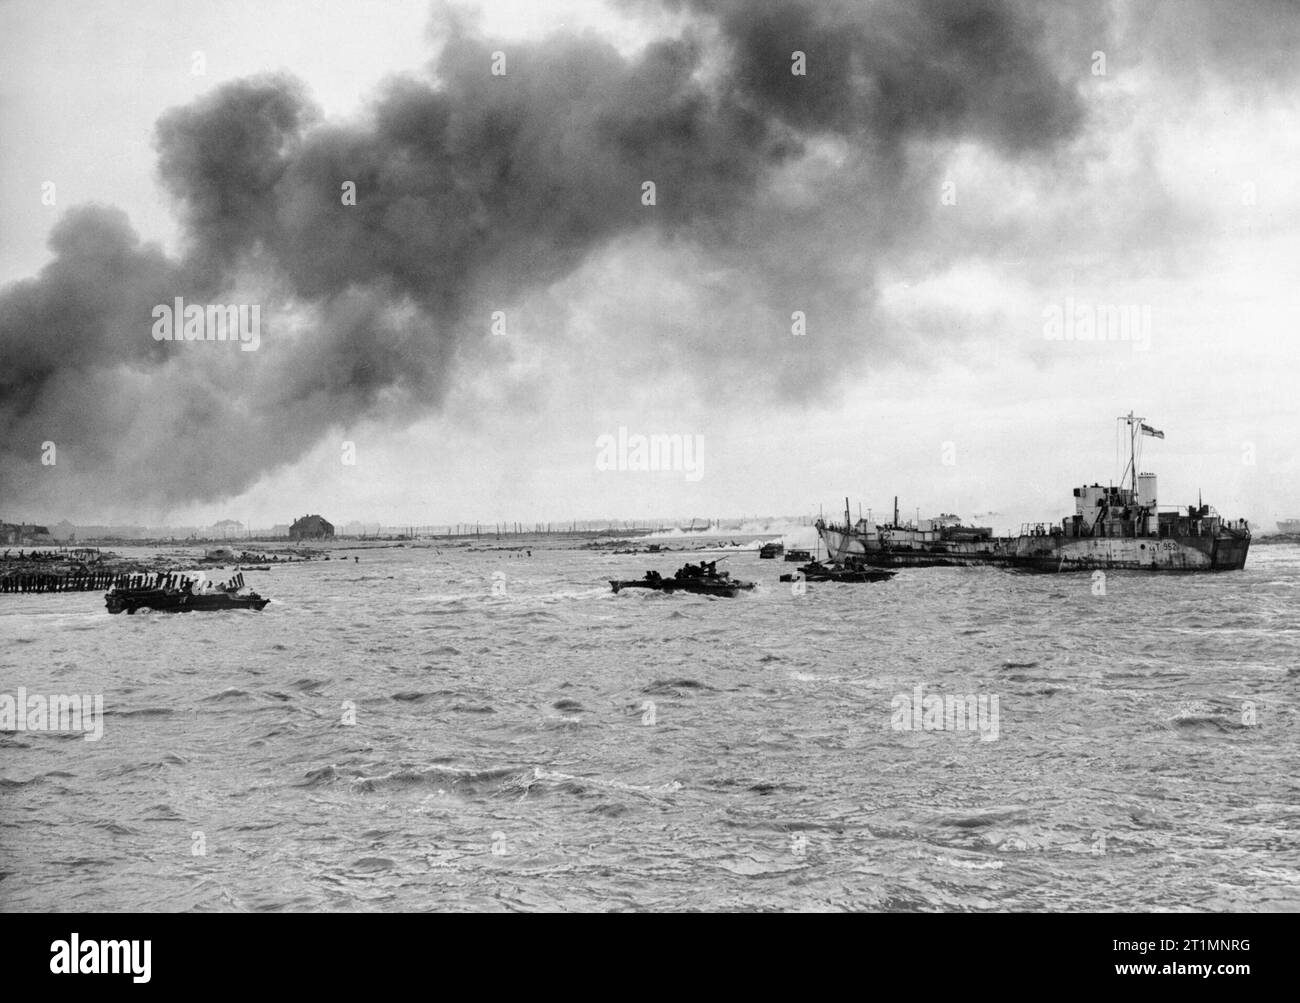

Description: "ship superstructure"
816 414 1250 572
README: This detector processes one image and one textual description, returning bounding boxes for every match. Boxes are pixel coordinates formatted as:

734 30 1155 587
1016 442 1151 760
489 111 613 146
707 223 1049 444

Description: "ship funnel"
1137 473 1157 509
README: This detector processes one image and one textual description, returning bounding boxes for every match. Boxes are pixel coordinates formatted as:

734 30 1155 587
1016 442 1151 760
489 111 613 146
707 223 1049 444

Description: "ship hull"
610 579 753 597
816 526 1011 568
1010 533 1249 571
105 588 271 614
817 525 1249 572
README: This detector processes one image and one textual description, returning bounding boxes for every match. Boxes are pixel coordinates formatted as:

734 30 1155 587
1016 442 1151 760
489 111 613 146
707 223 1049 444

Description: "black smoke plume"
2 0 1095 515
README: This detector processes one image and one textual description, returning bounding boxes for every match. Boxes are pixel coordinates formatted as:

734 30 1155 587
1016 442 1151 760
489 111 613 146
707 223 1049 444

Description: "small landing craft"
779 561 896 584
816 414 1251 572
105 572 269 614
610 561 755 597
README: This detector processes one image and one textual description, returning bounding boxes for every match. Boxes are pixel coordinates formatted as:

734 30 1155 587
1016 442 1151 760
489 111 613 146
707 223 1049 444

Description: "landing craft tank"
815 414 1251 572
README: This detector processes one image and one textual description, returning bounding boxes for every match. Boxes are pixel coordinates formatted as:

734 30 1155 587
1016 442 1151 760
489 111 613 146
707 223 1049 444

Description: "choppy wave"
2 543 1298 910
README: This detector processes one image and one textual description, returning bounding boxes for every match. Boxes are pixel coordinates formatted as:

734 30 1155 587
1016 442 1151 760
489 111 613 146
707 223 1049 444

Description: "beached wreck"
105 572 269 614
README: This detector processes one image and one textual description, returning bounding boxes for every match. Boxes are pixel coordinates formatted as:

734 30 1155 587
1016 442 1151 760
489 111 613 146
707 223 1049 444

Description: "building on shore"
289 514 334 540
1 522 52 545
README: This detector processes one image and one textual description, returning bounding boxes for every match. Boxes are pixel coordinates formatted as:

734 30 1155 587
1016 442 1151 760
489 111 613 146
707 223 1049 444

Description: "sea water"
1 543 1297 911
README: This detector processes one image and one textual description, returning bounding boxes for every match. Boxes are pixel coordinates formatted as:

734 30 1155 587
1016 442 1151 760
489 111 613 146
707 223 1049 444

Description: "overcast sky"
2 0 1298 532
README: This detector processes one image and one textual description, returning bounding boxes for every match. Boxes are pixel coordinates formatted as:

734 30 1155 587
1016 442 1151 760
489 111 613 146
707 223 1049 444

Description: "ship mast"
1118 411 1142 496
